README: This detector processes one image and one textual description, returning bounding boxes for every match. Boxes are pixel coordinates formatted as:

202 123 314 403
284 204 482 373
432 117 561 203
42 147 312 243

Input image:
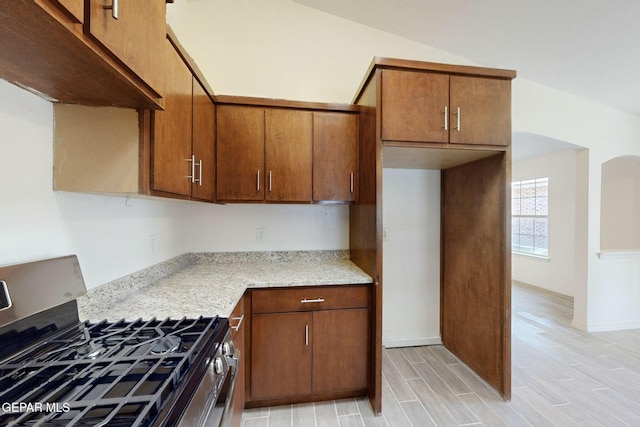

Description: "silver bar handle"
301 298 325 304
257 169 260 191
186 155 195 183
197 160 202 186
269 170 272 192
350 172 354 193
443 106 448 130
104 0 119 19
231 315 244 332
305 324 309 346
455 107 461 131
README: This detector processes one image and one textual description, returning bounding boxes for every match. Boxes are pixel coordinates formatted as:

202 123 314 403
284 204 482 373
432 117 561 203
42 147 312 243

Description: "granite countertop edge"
78 251 373 322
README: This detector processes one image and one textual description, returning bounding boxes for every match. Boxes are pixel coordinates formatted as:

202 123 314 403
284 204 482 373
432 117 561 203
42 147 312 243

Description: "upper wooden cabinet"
379 66 513 146
216 98 359 204
150 38 215 201
265 109 313 202
216 105 266 202
313 112 358 202
0 0 169 109
53 31 216 203
87 0 167 98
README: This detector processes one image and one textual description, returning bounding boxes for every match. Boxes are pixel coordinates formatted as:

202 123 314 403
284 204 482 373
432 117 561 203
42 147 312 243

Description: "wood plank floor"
241 282 640 426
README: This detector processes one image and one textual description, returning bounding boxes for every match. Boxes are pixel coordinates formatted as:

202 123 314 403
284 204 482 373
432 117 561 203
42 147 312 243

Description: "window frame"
511 177 549 258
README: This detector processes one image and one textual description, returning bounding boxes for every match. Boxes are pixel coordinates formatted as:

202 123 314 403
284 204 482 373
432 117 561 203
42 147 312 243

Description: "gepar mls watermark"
2 402 70 414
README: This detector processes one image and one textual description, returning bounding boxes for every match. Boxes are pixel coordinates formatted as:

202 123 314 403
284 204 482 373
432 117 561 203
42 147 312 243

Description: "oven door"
178 349 239 427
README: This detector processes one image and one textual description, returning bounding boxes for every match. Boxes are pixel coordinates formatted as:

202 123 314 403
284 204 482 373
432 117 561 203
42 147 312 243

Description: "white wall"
601 156 640 251
512 150 578 296
382 169 441 347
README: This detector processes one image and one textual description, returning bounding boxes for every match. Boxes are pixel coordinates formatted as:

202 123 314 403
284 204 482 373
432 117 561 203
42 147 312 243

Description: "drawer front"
252 285 369 314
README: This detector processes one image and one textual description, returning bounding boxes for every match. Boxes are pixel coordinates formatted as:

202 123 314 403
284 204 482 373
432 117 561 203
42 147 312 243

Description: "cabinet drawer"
229 296 245 340
252 285 369 314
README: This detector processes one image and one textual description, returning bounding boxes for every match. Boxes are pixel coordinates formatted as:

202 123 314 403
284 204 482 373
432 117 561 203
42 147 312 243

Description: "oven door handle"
219 350 240 427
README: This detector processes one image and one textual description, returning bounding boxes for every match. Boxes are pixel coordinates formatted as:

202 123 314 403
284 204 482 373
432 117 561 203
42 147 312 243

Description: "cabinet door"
87 0 166 95
449 76 511 146
312 308 369 393
251 312 312 400
265 109 313 202
216 105 265 201
313 112 358 202
381 69 449 143
151 40 193 197
191 80 215 202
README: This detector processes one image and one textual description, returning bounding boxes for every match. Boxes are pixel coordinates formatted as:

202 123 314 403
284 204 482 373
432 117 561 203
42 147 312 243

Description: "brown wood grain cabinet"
381 69 511 146
248 285 369 406
313 112 358 202
0 0 170 109
350 57 516 414
150 39 215 201
87 0 167 98
216 99 359 204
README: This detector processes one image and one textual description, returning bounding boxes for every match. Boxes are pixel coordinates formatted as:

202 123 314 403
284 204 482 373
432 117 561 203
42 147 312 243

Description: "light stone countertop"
78 251 372 322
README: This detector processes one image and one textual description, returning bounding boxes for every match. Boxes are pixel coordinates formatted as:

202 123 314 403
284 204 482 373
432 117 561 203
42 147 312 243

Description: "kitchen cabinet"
249 285 369 405
216 105 265 202
313 112 358 202
351 57 515 414
381 69 511 146
216 98 359 204
216 105 313 203
53 30 216 202
150 38 215 201
87 0 167 98
0 0 169 109
229 297 246 427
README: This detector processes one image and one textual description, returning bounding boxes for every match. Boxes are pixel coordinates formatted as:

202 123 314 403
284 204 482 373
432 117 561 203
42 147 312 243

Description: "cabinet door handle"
257 169 260 191
231 315 244 332
197 160 203 186
455 107 461 131
186 155 196 183
305 324 309 346
269 170 272 192
301 298 325 304
350 172 354 193
442 106 448 130
104 0 119 19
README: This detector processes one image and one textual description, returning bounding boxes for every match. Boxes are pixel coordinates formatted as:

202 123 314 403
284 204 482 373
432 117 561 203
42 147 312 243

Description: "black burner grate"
0 316 222 427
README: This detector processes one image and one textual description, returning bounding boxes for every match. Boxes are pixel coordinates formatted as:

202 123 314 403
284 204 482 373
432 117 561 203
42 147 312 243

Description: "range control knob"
214 357 224 374
222 342 231 356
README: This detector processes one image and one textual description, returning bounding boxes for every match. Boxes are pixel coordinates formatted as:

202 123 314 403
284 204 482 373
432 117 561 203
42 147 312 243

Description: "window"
512 177 549 256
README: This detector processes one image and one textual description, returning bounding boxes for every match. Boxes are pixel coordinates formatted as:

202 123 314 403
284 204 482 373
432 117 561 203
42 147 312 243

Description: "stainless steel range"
0 255 238 427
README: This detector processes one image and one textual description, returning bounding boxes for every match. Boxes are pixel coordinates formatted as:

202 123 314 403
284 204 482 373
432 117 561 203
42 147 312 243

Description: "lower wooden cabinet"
248 285 369 406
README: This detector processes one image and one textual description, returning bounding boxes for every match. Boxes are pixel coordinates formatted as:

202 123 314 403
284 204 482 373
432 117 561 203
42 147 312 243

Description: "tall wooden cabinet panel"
312 308 368 393
251 312 313 400
265 109 313 202
216 105 265 202
313 112 358 202
191 81 216 202
350 57 516 413
449 76 511 146
381 69 449 143
87 0 166 96
151 40 193 197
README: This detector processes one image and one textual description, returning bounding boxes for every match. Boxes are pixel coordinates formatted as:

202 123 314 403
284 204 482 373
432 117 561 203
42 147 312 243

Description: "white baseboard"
383 336 442 348
582 319 640 332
